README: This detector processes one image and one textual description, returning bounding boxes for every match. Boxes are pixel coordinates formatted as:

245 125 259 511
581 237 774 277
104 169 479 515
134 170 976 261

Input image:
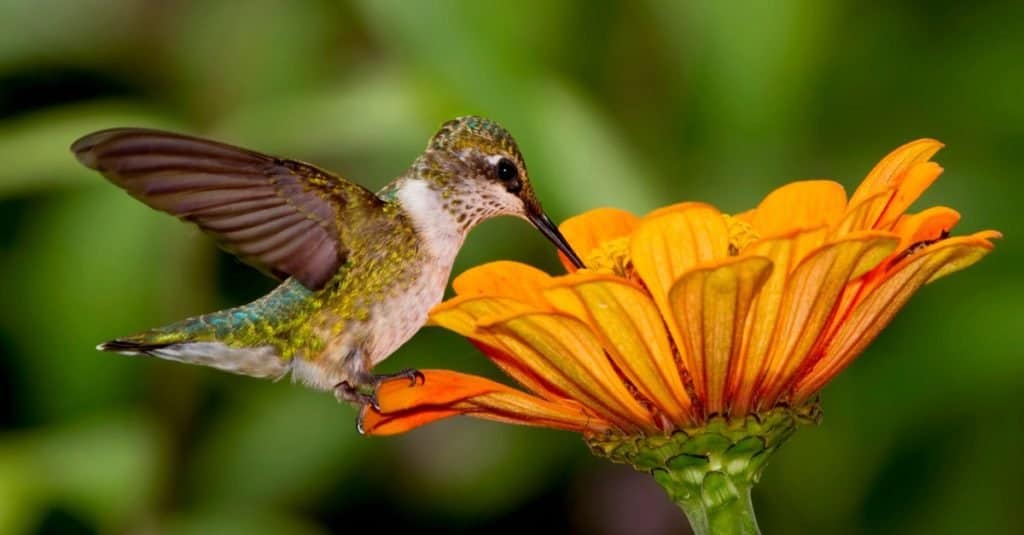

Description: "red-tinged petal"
791 232 999 402
451 261 553 307
544 274 695 424
480 312 658 432
631 203 730 357
557 207 639 272
815 213 975 352
731 231 816 415
756 232 899 408
892 207 961 251
849 139 944 208
429 296 564 401
874 161 944 229
751 180 847 236
668 256 773 415
362 370 611 435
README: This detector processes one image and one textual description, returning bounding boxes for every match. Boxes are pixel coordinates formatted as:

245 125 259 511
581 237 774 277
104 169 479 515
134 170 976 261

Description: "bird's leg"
333 366 425 411
334 349 427 433
346 370 426 435
335 369 425 408
334 378 380 411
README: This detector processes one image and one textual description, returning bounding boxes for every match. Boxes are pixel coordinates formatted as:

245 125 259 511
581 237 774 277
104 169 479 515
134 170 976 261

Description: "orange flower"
362 139 1000 437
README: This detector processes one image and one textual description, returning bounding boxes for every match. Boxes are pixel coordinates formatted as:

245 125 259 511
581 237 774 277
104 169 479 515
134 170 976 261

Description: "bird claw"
340 369 425 435
334 380 380 411
374 368 426 387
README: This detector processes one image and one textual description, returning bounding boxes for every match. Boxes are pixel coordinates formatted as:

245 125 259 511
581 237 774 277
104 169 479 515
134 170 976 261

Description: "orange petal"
756 231 899 408
892 206 961 251
644 201 715 220
544 273 694 424
668 256 773 415
832 190 893 236
751 180 847 236
557 207 639 272
451 261 553 307
814 207 966 349
480 312 657 432
791 232 998 402
429 296 564 401
733 208 756 224
729 227 825 414
925 230 1001 283
874 161 944 229
631 203 730 357
849 138 944 208
362 370 611 435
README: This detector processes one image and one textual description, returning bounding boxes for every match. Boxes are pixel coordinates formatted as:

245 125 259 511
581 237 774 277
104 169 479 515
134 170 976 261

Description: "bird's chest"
365 258 452 362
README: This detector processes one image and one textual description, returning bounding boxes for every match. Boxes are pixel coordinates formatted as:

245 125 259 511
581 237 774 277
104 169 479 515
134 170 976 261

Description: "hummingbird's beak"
528 211 585 269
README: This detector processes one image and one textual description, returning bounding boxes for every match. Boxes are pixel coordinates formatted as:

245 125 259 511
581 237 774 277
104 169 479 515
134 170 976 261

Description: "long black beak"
528 212 585 268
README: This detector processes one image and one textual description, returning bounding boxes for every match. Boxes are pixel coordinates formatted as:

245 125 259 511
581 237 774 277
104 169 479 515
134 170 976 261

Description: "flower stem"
655 465 760 534
586 405 820 535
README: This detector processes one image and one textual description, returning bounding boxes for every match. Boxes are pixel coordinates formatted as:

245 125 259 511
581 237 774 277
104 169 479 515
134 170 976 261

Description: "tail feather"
97 279 311 380
96 338 174 355
98 319 289 380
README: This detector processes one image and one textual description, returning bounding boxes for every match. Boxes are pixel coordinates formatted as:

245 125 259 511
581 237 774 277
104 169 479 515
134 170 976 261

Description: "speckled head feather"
428 116 525 166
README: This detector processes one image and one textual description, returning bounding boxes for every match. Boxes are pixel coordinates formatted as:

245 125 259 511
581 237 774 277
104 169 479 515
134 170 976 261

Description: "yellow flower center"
723 214 759 254
584 236 632 276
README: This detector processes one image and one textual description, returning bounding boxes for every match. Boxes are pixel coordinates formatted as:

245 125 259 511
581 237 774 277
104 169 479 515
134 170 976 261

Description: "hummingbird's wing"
71 128 385 290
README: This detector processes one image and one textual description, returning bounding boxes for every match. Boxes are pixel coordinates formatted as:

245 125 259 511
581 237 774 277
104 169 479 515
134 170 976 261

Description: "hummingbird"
71 116 584 413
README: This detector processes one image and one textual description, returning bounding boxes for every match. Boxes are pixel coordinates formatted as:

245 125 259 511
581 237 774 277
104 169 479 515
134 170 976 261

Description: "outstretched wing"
71 128 384 290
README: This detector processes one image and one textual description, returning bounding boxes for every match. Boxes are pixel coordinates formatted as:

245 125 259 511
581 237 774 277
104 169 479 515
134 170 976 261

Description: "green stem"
586 405 821 535
656 466 760 535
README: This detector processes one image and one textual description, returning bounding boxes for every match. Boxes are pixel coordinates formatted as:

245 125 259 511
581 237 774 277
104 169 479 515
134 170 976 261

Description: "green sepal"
585 404 821 535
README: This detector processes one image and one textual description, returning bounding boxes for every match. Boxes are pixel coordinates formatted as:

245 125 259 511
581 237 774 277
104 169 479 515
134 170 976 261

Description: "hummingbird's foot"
373 368 426 387
334 381 380 412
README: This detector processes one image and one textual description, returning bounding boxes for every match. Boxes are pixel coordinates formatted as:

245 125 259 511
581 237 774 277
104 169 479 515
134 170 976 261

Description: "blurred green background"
0 1 1019 533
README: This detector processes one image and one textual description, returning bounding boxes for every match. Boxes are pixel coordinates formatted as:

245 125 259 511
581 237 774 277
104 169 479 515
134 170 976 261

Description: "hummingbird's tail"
98 280 314 379
97 314 289 380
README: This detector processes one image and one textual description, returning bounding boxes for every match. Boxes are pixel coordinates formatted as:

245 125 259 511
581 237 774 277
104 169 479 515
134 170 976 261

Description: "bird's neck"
394 178 472 263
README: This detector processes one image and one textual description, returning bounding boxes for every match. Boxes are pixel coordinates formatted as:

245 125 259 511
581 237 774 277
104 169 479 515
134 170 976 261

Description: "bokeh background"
0 1 1020 533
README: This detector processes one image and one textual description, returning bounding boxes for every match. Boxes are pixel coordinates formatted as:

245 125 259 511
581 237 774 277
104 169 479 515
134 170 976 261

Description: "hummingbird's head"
424 116 584 268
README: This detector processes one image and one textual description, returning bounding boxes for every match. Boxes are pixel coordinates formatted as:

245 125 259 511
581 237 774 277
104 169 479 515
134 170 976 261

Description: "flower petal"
430 296 565 400
874 161 944 229
362 370 611 435
631 203 730 356
849 138 944 208
480 312 658 432
892 206 961 251
925 230 1001 283
733 208 756 224
544 274 694 424
791 232 999 402
751 180 847 236
756 231 900 408
558 207 639 272
451 260 553 307
668 256 773 415
730 229 825 415
832 190 893 236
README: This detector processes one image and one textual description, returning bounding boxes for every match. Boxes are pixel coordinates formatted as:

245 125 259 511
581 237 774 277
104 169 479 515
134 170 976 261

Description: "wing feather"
71 128 384 290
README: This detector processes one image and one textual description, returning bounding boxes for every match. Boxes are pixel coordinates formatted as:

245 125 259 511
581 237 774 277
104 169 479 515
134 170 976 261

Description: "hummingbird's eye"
496 158 518 181
495 158 521 193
